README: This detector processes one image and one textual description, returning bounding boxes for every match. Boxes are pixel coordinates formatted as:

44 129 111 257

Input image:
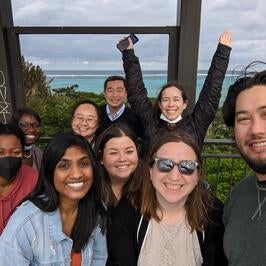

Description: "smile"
66 181 86 189
251 141 266 147
164 183 183 191
116 165 129 169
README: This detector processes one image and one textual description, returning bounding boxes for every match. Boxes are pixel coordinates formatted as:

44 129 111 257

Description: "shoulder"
229 175 255 196
20 164 38 182
32 145 43 155
224 175 255 214
1 201 43 239
99 104 108 115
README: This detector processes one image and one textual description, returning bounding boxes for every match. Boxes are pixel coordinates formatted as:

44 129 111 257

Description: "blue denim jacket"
0 200 107 265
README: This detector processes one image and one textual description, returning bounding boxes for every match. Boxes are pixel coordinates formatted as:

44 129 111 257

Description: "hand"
219 31 232 48
117 36 134 50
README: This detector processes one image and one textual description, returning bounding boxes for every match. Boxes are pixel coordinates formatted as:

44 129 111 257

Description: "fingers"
219 30 232 48
127 37 133 49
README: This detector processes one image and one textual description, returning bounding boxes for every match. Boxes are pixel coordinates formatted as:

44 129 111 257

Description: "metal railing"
39 137 251 201
202 139 251 201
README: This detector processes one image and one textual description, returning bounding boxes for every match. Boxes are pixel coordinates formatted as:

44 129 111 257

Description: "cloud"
11 0 266 70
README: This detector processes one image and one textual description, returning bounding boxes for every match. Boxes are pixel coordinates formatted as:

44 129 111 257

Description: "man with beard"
222 65 266 266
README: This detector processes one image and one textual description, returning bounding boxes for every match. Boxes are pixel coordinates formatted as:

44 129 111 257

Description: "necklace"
23 149 32 159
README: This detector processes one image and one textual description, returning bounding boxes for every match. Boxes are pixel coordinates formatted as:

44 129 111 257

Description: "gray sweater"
223 174 266 266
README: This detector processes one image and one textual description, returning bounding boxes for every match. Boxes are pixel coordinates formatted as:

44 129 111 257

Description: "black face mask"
0 156 22 181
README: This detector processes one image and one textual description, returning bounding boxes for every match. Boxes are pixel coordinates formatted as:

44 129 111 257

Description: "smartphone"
116 34 139 52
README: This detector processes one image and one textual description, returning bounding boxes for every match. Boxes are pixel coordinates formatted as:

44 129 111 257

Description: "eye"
161 98 169 102
13 150 22 156
126 149 135 154
80 158 91 168
236 116 250 124
108 151 118 156
57 161 69 170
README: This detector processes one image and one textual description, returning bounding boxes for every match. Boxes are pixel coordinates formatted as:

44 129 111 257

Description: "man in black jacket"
97 75 143 138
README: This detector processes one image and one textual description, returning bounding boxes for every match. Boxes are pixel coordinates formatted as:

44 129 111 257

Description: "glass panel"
20 34 168 96
11 0 179 26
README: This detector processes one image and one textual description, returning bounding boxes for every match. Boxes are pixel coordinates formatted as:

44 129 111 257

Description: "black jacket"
109 197 227 266
122 44 231 154
96 104 143 138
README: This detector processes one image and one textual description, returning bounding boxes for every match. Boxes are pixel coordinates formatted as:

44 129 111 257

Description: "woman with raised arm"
121 31 232 155
0 133 107 265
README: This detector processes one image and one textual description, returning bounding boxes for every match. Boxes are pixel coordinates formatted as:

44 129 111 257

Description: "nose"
70 164 83 178
250 116 265 136
168 99 175 107
169 165 182 180
118 152 126 161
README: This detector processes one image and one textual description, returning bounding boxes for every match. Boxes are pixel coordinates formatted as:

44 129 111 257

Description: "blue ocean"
45 70 238 105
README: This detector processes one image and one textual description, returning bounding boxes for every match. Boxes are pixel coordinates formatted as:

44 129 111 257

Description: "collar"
106 104 125 121
160 113 182 124
48 208 69 244
24 145 33 151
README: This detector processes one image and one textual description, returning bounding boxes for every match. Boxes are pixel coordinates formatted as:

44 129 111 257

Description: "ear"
183 100 188 110
149 166 153 180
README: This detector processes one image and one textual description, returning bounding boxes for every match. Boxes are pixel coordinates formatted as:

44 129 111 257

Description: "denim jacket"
0 201 107 265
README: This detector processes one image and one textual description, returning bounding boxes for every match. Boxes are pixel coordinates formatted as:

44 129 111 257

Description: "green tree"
21 56 52 102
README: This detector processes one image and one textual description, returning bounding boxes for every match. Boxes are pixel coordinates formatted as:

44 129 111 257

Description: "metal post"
0 0 25 124
178 0 202 111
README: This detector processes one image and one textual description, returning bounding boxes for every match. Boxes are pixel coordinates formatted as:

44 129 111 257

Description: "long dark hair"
94 122 139 208
27 133 106 252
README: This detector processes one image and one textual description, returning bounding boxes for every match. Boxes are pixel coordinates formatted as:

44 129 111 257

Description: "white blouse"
138 216 203 266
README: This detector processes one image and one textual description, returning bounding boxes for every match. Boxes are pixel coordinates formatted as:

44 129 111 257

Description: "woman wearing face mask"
10 107 43 172
121 31 232 155
0 123 37 235
109 131 227 266
94 123 139 265
71 100 100 146
0 133 107 265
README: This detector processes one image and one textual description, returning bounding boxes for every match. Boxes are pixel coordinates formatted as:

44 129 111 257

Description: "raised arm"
122 38 154 126
191 31 232 149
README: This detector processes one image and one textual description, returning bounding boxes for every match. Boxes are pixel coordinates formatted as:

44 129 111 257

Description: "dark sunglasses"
154 157 199 175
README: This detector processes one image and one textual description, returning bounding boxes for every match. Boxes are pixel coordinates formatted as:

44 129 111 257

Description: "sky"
11 0 266 71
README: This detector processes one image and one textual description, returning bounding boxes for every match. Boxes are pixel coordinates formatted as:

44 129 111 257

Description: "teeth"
252 142 266 147
67 182 84 188
165 183 182 190
26 135 35 140
117 165 128 169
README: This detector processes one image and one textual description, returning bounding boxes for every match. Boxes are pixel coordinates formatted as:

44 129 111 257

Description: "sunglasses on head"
154 157 199 175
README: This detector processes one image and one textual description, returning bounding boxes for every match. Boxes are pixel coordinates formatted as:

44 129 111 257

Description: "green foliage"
22 56 52 101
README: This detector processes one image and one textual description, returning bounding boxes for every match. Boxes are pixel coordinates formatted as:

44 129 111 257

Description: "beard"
239 150 266 174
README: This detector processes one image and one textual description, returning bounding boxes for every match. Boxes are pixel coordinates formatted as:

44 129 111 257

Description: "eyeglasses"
19 122 41 130
154 157 199 175
73 115 98 126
